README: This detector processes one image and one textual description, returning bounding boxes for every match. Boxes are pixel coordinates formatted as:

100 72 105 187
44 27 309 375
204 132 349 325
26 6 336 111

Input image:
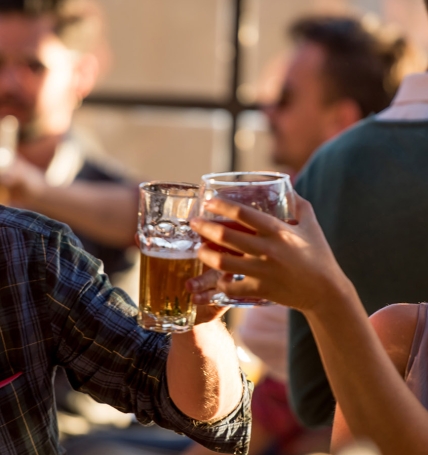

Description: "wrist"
304 276 363 322
171 318 226 347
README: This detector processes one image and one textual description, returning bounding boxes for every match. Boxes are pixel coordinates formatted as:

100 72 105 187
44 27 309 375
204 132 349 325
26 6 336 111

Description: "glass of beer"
138 182 202 333
199 171 295 307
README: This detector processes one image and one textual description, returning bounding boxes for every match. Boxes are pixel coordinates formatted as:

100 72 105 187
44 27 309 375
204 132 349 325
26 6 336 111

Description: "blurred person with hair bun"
184 13 421 455
287 0 428 432
264 13 422 175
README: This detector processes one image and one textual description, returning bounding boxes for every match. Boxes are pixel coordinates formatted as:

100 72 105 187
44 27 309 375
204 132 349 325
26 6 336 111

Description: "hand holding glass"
199 171 295 307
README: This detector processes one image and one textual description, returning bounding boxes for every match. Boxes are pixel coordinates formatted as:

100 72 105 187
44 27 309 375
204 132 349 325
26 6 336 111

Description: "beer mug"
138 182 202 333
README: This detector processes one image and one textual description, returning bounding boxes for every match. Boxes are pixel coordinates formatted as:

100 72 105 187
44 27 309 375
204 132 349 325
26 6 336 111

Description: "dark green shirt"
290 117 428 427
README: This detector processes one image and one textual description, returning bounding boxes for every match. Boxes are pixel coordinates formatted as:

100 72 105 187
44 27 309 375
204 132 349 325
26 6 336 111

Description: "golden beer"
138 181 200 332
139 250 202 330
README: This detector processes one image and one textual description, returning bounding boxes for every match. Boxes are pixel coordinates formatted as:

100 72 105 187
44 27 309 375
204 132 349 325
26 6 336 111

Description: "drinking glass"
138 182 202 333
199 171 295 307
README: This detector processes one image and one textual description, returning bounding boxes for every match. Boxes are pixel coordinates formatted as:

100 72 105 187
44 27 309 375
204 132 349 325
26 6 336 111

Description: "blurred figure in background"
288 0 428 432
0 0 138 287
0 0 149 451
236 14 422 455
265 14 422 177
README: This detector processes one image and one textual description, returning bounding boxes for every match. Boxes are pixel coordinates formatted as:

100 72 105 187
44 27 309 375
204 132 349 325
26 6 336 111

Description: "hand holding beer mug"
199 171 295 307
138 182 202 333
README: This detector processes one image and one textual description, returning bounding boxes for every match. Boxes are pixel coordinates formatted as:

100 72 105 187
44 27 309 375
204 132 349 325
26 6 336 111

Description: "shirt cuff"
156 370 253 455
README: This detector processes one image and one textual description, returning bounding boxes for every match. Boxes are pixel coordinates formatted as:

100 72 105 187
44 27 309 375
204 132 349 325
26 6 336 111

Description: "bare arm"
27 181 138 247
0 156 138 247
330 303 419 452
190 196 428 454
305 296 426 455
168 318 243 421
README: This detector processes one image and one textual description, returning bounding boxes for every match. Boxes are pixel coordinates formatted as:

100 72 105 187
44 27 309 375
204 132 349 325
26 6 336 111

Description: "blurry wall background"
74 0 428 184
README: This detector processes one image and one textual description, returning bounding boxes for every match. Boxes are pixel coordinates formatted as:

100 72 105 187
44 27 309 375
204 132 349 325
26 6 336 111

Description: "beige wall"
74 105 232 184
78 0 428 182
94 0 235 100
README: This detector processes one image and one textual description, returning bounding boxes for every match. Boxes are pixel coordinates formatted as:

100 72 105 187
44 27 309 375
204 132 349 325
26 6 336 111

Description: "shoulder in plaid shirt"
0 206 251 455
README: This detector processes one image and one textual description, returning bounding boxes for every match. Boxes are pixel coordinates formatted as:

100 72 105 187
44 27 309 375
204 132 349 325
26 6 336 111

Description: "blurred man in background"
0 0 138 285
0 0 148 451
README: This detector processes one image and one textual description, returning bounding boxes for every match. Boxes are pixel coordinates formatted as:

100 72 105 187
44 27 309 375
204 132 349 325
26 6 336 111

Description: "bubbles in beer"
138 250 202 328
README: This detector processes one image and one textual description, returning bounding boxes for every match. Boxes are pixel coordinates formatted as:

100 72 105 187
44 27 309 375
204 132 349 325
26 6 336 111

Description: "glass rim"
201 171 291 186
139 180 199 197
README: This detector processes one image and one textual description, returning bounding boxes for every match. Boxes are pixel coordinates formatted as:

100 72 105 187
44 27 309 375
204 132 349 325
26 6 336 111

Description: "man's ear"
74 53 100 102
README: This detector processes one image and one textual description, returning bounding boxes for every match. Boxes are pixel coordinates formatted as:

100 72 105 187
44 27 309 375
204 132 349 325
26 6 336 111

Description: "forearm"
305 285 428 454
167 319 243 422
25 181 138 247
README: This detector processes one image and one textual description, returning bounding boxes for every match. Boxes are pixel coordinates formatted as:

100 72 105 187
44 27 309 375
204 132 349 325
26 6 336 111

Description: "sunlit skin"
264 42 361 174
0 14 78 140
0 13 97 170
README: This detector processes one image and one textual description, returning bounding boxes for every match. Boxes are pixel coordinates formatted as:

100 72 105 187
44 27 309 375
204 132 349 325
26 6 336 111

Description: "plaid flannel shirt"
0 206 251 454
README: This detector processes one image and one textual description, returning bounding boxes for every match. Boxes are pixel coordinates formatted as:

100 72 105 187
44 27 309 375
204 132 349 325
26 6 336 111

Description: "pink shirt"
405 302 428 409
377 72 428 121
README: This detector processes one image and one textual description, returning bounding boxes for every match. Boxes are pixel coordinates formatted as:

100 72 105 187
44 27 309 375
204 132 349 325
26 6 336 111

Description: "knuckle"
202 270 217 287
212 255 225 271
217 229 229 244
302 198 314 213
217 281 228 292
262 241 279 258
235 206 245 219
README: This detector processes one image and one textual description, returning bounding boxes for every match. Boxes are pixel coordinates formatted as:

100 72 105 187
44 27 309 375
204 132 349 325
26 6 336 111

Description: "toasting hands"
189 194 354 315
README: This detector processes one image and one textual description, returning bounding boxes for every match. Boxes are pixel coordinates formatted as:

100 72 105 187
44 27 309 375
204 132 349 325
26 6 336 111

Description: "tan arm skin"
169 291 241 421
0 155 138 247
173 269 243 421
189 195 428 453
168 317 243 421
331 303 419 452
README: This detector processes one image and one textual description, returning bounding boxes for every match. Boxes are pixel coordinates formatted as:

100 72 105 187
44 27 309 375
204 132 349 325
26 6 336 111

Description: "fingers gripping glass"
199 171 295 307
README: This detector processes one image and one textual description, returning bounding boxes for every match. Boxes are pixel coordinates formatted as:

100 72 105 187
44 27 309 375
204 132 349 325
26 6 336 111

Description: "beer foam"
142 249 198 260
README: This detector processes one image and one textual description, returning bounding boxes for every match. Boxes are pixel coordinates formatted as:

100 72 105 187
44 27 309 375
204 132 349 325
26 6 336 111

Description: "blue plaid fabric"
0 206 251 454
